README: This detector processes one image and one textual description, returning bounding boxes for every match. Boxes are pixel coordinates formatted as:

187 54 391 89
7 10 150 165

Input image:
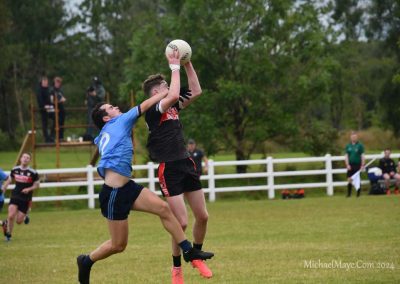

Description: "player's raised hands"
166 48 180 66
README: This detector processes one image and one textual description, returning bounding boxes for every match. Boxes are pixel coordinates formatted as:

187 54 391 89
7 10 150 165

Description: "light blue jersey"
94 106 141 178
0 168 8 202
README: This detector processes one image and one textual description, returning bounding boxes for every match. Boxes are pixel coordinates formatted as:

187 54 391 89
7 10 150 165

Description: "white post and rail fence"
3 153 395 209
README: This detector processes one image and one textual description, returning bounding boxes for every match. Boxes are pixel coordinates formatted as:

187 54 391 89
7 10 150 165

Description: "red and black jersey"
10 166 39 202
145 102 189 162
379 158 396 174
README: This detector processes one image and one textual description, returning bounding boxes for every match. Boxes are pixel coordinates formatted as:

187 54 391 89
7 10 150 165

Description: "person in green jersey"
344 131 365 197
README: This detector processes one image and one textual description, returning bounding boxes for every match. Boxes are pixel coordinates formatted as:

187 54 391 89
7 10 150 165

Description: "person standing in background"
50 77 66 141
85 76 106 140
36 76 55 143
187 139 208 176
344 131 365 197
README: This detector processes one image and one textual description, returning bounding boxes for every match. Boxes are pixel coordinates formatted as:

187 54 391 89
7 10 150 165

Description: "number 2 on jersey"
98 132 110 155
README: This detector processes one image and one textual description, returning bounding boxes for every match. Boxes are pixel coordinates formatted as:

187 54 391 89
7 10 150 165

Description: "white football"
165 39 192 65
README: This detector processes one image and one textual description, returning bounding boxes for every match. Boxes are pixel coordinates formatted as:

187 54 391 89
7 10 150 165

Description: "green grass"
1 195 399 283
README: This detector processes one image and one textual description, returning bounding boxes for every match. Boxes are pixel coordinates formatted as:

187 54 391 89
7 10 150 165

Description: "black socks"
193 243 203 250
83 255 94 268
173 255 182 267
347 183 352 196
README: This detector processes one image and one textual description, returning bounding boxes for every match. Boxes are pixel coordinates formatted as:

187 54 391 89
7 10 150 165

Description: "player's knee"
196 211 209 224
157 201 171 218
179 221 188 231
111 243 127 254
16 214 26 224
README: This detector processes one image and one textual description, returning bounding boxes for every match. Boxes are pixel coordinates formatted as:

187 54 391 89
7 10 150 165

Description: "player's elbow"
191 88 202 97
166 91 180 105
192 87 203 97
171 89 180 100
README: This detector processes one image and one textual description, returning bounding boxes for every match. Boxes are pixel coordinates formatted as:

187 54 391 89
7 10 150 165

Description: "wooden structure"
15 91 137 182
19 91 135 166
19 93 100 170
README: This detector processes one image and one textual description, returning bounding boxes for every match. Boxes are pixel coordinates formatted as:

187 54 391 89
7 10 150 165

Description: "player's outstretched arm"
1 176 12 194
140 90 168 114
158 49 181 112
180 61 202 108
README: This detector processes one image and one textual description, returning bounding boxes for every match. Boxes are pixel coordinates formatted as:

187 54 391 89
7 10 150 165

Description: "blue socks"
178 240 192 252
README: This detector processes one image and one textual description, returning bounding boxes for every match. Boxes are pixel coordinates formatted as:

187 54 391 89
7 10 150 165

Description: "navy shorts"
158 157 202 197
99 180 144 220
9 198 30 214
347 164 361 177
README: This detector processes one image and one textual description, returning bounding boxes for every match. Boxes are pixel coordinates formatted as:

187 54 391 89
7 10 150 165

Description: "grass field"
0 195 399 283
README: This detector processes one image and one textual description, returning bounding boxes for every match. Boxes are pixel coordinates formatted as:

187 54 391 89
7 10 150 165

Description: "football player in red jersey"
1 153 39 241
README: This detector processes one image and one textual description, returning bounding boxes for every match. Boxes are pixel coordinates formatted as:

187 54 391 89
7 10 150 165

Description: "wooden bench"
377 179 397 187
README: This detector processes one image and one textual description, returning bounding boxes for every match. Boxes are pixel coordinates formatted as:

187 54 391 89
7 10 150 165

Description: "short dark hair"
21 152 32 158
91 102 108 129
142 74 165 96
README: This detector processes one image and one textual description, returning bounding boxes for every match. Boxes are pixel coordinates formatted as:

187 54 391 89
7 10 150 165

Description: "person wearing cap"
187 139 208 176
85 76 106 140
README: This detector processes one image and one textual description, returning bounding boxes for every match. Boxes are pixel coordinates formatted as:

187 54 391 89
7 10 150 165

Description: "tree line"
0 0 399 165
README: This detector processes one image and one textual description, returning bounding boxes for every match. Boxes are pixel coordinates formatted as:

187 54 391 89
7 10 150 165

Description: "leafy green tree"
64 0 161 105
367 0 400 55
122 0 342 170
330 0 366 40
380 75 400 136
0 0 66 142
327 41 396 130
365 0 400 135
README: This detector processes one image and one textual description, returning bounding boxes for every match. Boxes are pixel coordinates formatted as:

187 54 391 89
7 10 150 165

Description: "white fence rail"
3 153 395 208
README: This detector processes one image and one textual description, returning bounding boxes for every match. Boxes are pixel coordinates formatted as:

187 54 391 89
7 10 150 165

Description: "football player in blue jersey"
76 50 213 284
